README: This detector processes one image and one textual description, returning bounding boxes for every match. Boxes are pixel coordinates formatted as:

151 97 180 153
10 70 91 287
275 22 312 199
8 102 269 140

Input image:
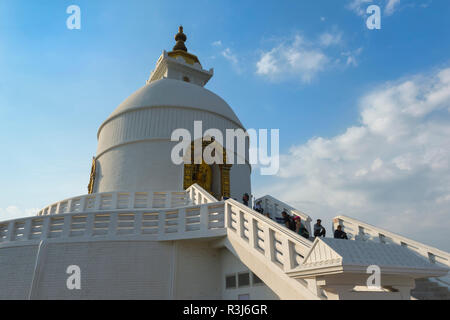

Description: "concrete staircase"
412 278 450 300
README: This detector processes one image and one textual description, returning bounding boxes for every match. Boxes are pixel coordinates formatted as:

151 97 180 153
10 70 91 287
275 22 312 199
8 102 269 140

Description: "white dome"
99 78 243 133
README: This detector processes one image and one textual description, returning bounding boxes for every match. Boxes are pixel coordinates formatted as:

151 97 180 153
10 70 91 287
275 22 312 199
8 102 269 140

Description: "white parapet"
333 215 450 268
0 202 226 246
37 190 190 216
254 194 312 235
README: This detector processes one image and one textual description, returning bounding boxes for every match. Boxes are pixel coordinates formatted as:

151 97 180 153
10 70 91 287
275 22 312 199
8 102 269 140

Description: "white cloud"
256 31 359 83
255 35 329 83
221 47 241 73
385 0 401 15
342 47 363 67
347 0 374 16
212 40 222 47
256 67 450 250
346 0 403 16
0 206 38 221
319 31 343 47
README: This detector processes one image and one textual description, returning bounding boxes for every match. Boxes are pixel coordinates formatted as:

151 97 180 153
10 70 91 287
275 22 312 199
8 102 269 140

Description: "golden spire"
173 26 188 52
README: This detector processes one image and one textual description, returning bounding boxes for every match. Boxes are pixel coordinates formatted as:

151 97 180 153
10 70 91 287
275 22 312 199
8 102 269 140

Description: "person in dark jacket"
242 193 250 207
314 219 326 237
334 225 348 239
281 211 296 231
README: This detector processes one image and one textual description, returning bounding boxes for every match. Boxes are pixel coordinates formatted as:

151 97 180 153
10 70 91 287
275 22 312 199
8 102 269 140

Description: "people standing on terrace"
314 219 326 237
254 201 263 213
294 216 310 239
334 225 348 240
242 193 250 207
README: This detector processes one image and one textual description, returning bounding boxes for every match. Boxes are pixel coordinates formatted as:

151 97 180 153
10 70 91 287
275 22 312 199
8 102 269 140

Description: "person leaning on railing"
294 216 310 239
253 200 263 213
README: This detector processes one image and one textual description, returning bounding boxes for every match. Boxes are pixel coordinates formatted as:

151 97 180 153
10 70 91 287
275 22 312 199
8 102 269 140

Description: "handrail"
254 195 312 235
37 190 189 216
224 198 320 299
334 215 450 268
0 202 225 245
225 198 313 270
186 184 218 205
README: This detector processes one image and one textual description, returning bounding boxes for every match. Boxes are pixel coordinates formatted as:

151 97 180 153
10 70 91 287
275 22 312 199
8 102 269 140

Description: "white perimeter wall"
0 240 223 299
220 248 279 300
0 239 274 300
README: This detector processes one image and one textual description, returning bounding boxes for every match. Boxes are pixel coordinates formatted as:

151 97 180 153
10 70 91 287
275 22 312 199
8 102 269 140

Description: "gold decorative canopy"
168 26 201 65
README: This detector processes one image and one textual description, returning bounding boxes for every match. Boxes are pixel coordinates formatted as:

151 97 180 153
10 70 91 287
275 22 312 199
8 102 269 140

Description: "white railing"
255 195 312 235
225 199 313 272
1 202 225 245
37 190 189 216
186 184 218 205
334 215 450 268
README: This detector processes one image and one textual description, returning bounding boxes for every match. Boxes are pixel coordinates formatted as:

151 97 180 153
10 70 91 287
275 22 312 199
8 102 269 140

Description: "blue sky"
1 0 449 250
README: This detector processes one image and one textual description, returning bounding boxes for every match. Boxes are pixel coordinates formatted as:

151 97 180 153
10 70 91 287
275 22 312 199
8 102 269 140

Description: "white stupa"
0 27 448 300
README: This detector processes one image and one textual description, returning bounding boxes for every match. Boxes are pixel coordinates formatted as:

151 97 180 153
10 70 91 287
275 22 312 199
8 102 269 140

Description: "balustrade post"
56 202 62 214
62 215 71 238
41 216 50 240
109 212 118 236
263 225 275 262
282 236 294 271
225 203 232 229
67 199 73 213
200 205 209 233
158 211 166 237
111 192 118 210
165 193 171 209
236 209 242 239
23 219 32 240
79 197 87 212
178 208 186 234
134 212 143 235
94 194 101 211
130 193 136 209
148 192 154 208
85 213 94 237
248 217 257 249
6 221 15 242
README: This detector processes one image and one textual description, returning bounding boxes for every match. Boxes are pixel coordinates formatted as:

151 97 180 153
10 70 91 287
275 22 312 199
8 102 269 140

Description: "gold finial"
173 25 188 52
